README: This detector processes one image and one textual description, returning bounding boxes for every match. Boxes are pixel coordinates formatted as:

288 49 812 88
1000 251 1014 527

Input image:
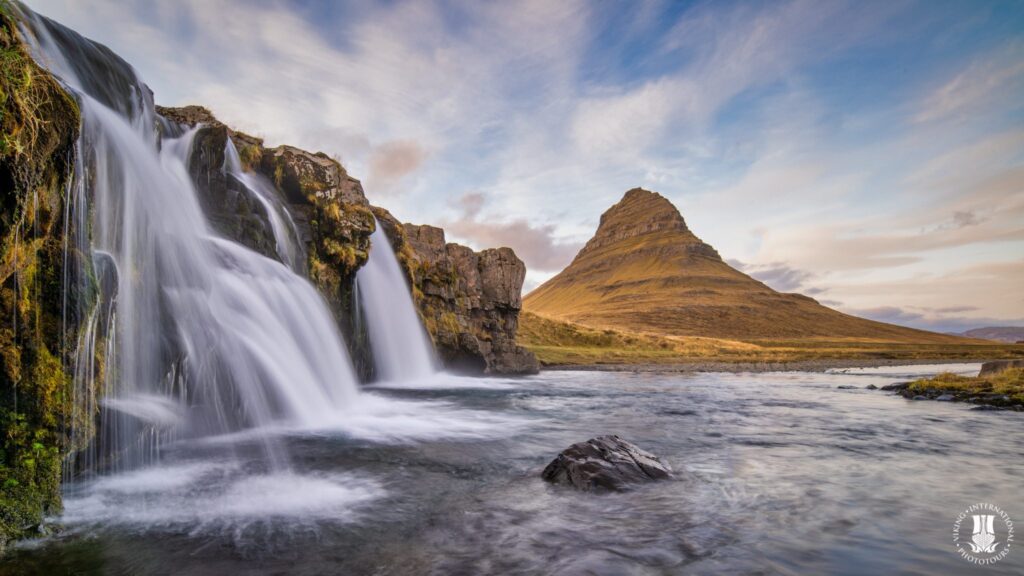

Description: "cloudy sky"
28 0 1024 333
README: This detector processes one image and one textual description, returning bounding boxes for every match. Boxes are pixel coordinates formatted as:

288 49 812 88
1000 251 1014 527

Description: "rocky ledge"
891 385 1023 411
542 435 673 491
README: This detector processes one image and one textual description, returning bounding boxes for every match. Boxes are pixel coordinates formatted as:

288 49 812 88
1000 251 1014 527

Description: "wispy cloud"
440 193 582 273
914 42 1024 124
367 140 427 195
727 259 818 293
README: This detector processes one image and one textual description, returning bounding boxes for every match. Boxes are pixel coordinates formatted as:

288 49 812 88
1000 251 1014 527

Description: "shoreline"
538 358 987 374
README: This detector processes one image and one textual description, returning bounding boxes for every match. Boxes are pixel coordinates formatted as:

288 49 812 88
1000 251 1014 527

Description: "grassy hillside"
519 313 1024 367
525 188 976 345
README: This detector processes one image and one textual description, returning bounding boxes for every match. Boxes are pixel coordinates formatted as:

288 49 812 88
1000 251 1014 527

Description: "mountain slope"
962 327 1024 343
525 188 969 344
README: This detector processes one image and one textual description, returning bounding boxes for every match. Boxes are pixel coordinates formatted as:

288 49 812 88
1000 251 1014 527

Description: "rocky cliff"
158 106 535 375
374 211 538 374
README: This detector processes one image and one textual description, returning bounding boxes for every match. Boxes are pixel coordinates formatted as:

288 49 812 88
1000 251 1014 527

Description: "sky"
27 0 1024 333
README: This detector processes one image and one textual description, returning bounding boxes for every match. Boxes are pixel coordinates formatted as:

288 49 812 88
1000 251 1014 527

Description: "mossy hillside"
0 5 85 549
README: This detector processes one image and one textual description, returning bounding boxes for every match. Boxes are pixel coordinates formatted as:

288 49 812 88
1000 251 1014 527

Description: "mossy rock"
0 6 85 549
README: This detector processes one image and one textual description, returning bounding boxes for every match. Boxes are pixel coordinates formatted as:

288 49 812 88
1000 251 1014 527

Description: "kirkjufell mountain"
525 188 968 343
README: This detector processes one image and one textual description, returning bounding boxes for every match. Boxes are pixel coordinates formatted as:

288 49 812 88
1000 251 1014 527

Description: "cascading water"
16 8 361 473
2 4 529 547
223 139 304 272
356 221 439 382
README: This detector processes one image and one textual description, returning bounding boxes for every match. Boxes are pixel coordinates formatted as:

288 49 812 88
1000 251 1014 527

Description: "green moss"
0 8 83 549
238 142 262 172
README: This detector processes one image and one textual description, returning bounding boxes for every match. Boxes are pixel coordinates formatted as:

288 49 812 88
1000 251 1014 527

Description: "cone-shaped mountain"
525 188 964 342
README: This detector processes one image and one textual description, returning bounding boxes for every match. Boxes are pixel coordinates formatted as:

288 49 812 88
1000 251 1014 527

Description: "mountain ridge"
961 327 1024 343
524 188 972 344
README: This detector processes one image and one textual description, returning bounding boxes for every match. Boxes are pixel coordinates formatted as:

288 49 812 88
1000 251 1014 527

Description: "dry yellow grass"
519 312 1024 366
908 368 1024 403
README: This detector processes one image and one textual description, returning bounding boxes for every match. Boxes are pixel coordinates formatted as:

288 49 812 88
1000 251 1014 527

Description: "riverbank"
540 358 986 373
886 367 1024 410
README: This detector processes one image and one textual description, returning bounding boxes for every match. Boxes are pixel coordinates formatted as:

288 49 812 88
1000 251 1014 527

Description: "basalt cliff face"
158 106 536 376
373 211 538 374
525 188 968 343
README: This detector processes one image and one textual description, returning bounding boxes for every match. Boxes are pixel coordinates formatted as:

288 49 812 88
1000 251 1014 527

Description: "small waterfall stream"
223 139 304 272
356 221 439 382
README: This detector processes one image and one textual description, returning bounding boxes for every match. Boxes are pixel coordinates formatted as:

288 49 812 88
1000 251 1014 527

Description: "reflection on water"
3 364 1023 575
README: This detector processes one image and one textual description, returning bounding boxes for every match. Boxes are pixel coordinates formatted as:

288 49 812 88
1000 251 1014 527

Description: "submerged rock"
866 384 878 390
880 382 910 391
542 436 673 492
979 360 1024 377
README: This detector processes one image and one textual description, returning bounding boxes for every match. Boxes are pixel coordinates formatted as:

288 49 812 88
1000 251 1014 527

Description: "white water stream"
223 139 304 272
356 221 439 383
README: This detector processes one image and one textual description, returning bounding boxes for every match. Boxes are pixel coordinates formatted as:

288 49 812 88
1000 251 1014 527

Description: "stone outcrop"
542 435 673 491
158 107 535 375
373 210 538 375
979 360 1024 377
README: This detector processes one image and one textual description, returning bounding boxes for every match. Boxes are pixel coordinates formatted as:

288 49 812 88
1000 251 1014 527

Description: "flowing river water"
3 363 1022 575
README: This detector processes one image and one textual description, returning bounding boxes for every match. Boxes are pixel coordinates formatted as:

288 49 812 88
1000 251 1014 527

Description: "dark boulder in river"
542 435 673 491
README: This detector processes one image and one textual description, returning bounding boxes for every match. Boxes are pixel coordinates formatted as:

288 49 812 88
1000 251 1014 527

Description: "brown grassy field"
518 312 1024 367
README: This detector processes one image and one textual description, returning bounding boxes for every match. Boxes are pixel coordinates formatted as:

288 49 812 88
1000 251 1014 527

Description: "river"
3 363 1021 575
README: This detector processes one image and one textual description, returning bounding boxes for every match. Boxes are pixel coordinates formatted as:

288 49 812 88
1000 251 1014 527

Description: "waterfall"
356 220 439 382
223 139 304 272
17 8 361 473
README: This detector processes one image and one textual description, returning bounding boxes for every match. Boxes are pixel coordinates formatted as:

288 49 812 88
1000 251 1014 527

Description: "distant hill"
962 327 1024 343
524 188 971 344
